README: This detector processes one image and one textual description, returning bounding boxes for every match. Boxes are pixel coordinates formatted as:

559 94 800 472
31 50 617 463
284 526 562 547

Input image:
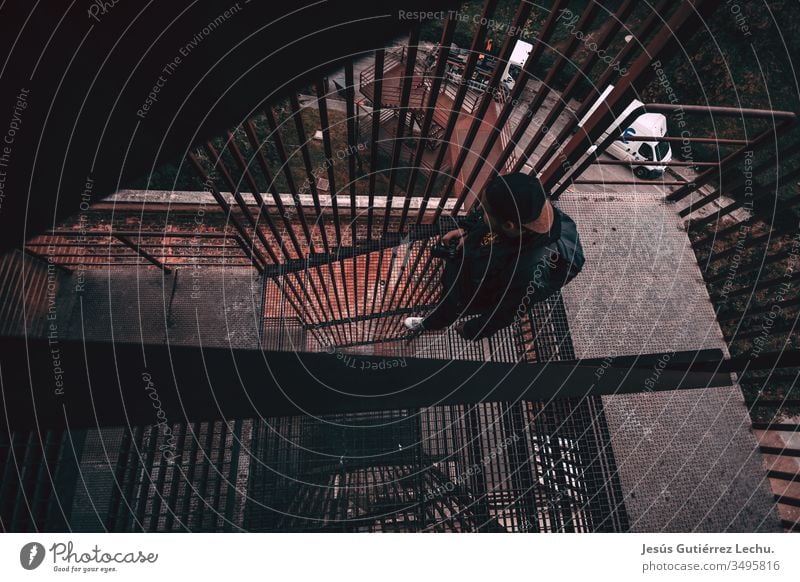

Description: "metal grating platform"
0 192 780 531
247 251 625 532
241 399 627 532
554 192 781 532
0 252 629 532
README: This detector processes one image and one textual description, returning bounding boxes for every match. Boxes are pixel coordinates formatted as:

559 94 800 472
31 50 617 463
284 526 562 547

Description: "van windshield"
638 143 654 161
655 141 670 161
509 64 522 81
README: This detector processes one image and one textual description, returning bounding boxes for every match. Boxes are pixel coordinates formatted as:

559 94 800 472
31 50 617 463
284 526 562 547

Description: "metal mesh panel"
225 273 628 532
239 397 627 532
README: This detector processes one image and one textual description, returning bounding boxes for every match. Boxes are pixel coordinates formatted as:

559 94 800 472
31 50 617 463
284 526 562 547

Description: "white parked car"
580 86 673 179
501 40 533 93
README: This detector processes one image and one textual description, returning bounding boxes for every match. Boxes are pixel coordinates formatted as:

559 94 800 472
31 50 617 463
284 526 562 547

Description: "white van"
501 40 533 92
579 86 672 179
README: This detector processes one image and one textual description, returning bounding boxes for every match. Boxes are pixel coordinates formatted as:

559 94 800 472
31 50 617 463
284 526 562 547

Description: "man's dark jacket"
439 205 585 340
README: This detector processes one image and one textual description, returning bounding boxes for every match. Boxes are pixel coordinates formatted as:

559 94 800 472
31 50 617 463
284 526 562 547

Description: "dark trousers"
421 260 483 330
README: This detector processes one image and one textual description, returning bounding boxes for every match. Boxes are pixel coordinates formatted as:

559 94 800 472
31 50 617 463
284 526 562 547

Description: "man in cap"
404 172 584 341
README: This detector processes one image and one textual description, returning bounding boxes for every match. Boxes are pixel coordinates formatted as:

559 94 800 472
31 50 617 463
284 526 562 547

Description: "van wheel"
633 166 649 179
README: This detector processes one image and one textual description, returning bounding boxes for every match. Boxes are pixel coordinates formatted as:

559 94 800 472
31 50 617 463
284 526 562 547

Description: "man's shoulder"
554 207 581 243
554 206 577 227
552 207 585 276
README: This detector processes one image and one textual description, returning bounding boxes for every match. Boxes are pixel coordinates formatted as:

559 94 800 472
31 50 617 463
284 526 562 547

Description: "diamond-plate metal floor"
554 192 781 532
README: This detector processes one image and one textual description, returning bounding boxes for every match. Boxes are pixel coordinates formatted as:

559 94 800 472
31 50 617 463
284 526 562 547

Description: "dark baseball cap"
483 173 554 233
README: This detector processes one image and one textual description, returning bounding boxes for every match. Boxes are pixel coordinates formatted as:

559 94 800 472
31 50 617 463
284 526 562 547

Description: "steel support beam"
0 337 729 431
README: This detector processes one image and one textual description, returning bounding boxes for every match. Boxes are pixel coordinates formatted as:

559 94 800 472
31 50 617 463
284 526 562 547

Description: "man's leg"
419 292 462 330
405 261 464 333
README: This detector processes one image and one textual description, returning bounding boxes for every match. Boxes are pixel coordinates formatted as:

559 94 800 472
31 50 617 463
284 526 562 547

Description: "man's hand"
442 228 466 249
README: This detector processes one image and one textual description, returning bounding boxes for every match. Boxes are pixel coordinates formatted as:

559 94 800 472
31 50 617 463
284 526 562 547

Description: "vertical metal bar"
108 428 135 531
232 149 326 334
376 237 424 339
514 403 540 531
195 422 216 531
288 94 328 254
206 138 338 337
374 237 424 339
134 425 158 532
548 435 575 532
368 28 421 341
315 81 344 246
452 0 572 212
416 0 501 224
317 79 353 333
148 424 172 532
505 2 604 179
223 419 243 531
208 421 228 531
441 0 540 214
264 107 316 249
225 129 316 325
345 61 359 329
382 252 442 340
377 19 456 334
293 92 347 337
241 122 331 330
187 153 266 273
243 119 304 256
344 62 359 246
365 49 385 321
265 109 336 340
162 424 188 532
533 0 673 174
398 13 458 231
204 141 276 258
44 430 81 531
390 0 500 329
117 426 145 532
538 0 721 192
547 105 646 199
522 0 640 172
383 24 421 234
379 239 432 339
466 405 491 529
509 3 605 173
179 422 200 531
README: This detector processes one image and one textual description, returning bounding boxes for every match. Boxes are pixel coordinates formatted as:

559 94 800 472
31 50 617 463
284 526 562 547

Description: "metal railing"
25 230 259 272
